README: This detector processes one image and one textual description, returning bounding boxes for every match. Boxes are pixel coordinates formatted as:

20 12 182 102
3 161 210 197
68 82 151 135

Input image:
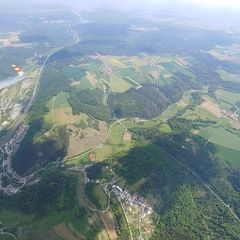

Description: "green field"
0 172 107 240
110 75 133 92
210 127 240 150
215 144 240 167
216 89 240 106
179 106 218 122
85 183 108 210
218 69 240 83
94 122 134 161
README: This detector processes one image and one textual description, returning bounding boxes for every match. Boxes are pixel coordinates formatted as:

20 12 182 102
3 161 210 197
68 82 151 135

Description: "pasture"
85 182 109 210
44 92 81 127
94 122 134 161
209 127 240 150
215 145 240 168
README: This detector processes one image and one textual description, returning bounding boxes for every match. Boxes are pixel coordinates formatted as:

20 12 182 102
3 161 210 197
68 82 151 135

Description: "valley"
0 1 240 240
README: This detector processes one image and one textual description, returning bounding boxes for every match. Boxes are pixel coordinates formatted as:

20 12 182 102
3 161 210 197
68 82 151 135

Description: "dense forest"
68 88 111 122
0 171 77 216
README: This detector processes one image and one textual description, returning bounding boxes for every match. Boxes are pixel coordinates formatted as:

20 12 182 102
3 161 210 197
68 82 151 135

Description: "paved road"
0 24 79 147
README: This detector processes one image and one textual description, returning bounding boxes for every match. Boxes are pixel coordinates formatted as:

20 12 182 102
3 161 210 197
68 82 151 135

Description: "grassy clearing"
159 123 172 134
94 123 134 161
67 121 108 158
215 144 240 168
53 222 83 240
44 92 84 127
101 212 118 240
85 183 108 210
180 106 219 122
110 75 132 92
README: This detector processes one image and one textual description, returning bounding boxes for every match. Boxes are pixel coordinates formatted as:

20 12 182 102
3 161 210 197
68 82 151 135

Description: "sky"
124 0 240 9
1 0 240 12
182 0 240 9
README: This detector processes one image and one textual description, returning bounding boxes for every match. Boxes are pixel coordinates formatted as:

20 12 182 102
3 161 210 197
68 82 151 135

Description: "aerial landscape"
0 0 240 239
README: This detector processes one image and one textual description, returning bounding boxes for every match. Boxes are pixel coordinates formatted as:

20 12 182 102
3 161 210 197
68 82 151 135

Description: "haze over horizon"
1 0 240 10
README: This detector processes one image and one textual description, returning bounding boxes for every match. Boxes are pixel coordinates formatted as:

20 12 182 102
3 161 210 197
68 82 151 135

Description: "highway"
0 24 79 147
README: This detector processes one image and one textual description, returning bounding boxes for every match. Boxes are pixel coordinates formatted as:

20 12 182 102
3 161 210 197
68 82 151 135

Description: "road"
0 231 17 240
0 23 80 147
0 23 80 191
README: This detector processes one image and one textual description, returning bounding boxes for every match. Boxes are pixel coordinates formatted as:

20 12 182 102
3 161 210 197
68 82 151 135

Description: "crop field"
208 127 240 150
82 54 191 93
179 106 219 122
216 89 240 107
218 69 240 83
209 45 240 63
200 97 223 118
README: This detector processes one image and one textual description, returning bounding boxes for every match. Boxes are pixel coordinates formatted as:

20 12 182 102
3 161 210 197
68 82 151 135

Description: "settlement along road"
0 24 80 146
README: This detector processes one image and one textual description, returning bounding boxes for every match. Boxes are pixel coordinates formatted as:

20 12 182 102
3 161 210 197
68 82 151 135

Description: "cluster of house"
221 109 239 122
111 184 153 218
4 124 29 160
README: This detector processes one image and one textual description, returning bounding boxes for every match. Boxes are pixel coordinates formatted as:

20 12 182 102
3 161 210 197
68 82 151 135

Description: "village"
106 183 154 240
0 124 29 195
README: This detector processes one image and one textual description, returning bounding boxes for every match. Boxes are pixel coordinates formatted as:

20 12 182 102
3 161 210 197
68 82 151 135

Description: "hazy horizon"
1 0 240 10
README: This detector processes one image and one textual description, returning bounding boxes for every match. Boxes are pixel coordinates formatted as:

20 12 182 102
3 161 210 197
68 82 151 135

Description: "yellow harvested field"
54 222 85 240
201 97 223 118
